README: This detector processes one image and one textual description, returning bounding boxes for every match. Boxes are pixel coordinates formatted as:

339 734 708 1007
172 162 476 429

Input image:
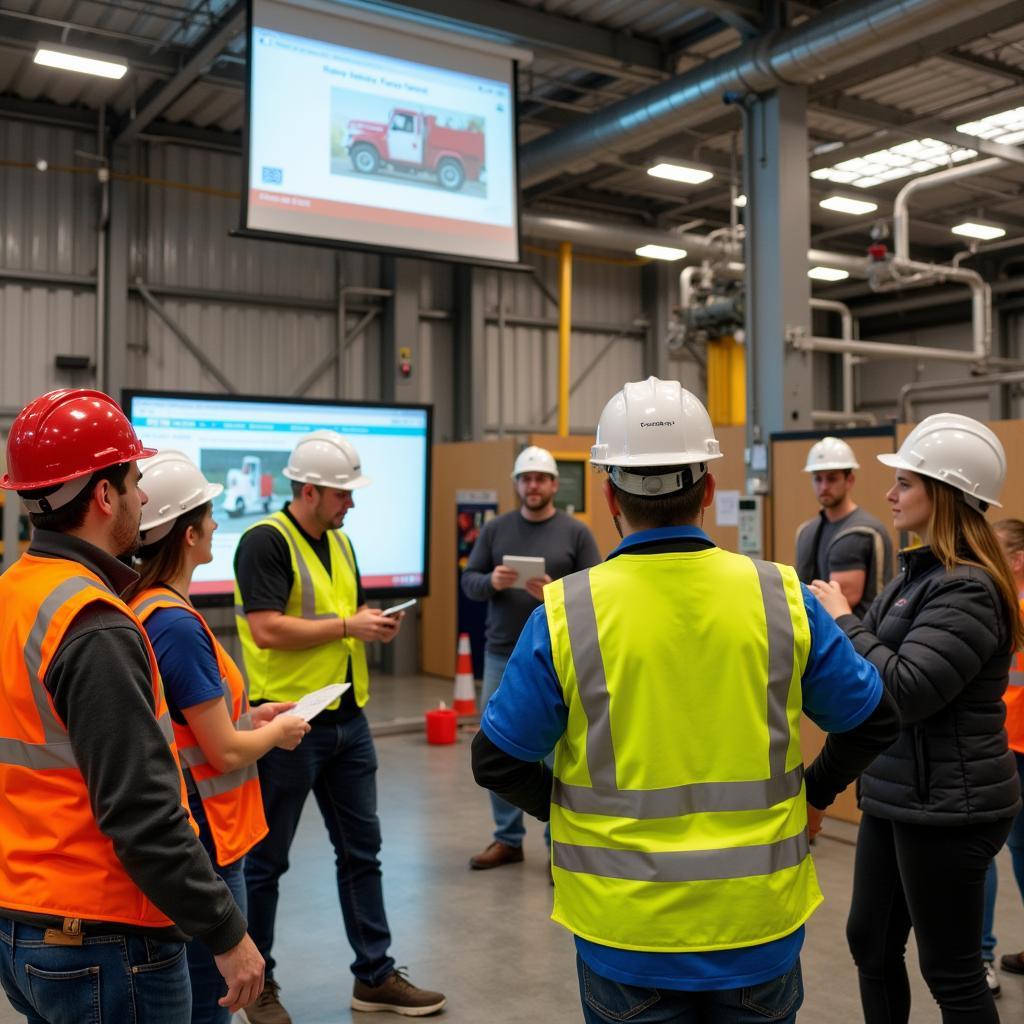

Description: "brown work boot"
1000 951 1024 975
468 840 524 870
244 978 292 1024
351 968 446 1016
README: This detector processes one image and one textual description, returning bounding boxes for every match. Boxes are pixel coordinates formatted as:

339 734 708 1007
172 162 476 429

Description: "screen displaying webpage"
126 393 430 598
247 0 519 263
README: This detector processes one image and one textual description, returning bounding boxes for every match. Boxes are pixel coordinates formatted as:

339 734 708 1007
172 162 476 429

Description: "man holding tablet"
461 446 601 871
234 430 444 1022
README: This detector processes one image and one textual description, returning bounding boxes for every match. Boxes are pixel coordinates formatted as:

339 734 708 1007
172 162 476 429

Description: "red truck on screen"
344 108 484 191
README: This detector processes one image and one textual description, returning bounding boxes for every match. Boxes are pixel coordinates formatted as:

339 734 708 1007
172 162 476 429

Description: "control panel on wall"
738 495 763 559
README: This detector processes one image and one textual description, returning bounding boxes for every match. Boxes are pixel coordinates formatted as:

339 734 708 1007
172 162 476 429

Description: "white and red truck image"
223 456 274 518
343 108 484 191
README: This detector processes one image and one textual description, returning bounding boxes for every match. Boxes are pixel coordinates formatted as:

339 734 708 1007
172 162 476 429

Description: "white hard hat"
591 376 722 496
283 430 370 490
512 446 558 479
138 450 222 544
804 436 859 473
878 413 1005 512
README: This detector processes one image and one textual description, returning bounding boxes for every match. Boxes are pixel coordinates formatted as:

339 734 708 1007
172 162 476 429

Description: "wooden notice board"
771 428 898 824
702 425 755 554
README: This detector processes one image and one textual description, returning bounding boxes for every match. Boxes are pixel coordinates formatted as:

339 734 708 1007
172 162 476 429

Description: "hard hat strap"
609 463 706 497
19 474 95 514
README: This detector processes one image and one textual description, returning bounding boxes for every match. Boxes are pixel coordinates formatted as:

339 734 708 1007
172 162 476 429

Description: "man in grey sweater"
461 446 601 870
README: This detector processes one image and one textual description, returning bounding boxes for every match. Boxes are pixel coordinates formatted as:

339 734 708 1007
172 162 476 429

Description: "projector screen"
123 390 432 603
244 0 521 265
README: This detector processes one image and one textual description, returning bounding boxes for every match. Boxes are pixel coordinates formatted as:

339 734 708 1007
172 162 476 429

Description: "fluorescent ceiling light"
819 195 878 216
647 162 714 185
951 221 1006 240
811 138 976 189
733 194 747 207
34 45 127 79
636 244 688 261
808 266 850 282
957 105 1024 146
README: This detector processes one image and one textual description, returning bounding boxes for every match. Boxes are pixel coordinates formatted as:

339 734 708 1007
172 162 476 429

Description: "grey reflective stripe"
272 522 336 621
1009 671 1024 688
552 831 810 883
132 593 186 618
333 531 355 574
193 761 259 799
558 559 798 819
24 577 108 744
752 560 795 779
562 569 616 790
179 745 207 768
0 736 78 771
237 712 253 731
552 764 805 819
157 712 174 745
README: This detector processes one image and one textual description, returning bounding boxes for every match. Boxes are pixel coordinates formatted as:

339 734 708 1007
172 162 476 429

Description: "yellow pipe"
558 241 572 437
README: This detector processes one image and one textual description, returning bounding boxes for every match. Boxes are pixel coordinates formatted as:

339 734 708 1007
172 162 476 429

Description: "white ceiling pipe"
810 298 856 414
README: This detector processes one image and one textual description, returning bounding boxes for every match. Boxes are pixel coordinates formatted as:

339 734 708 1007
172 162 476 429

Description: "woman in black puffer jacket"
810 413 1022 1024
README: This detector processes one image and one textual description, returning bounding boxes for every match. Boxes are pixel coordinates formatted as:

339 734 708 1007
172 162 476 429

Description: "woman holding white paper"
125 451 309 1024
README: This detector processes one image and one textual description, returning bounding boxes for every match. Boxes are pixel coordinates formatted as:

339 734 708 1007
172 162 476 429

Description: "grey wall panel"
0 285 96 408
0 121 98 276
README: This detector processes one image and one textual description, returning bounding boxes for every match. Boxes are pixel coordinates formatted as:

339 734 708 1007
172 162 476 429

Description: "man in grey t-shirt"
461 446 601 871
795 436 893 619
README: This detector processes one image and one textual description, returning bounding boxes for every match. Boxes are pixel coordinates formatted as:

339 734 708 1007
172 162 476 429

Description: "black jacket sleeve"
471 730 553 820
46 605 246 953
461 521 496 602
804 687 901 810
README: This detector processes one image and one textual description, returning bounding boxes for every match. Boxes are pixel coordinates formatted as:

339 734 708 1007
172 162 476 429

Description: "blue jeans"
577 955 804 1024
982 751 1024 961
482 651 551 848
187 794 246 1024
245 711 395 986
0 917 190 1024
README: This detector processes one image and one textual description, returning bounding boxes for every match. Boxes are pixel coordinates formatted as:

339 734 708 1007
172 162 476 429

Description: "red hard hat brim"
0 446 158 492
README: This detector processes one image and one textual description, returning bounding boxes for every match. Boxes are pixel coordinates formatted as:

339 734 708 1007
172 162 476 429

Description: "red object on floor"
425 707 458 745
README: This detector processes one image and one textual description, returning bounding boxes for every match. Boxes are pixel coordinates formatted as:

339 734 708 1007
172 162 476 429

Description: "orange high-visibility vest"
132 587 268 867
0 554 193 928
1004 598 1024 755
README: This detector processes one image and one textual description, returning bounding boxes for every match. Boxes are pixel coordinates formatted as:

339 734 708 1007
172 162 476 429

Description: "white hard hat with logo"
283 430 370 490
804 436 859 473
138 450 223 544
877 412 1005 512
591 376 722 496
512 446 558 479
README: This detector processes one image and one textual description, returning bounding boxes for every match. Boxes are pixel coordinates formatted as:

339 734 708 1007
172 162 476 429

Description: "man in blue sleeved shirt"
472 377 899 1024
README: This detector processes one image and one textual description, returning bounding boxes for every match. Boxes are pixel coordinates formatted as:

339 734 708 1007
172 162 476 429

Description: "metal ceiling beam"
942 49 1024 85
349 0 667 79
694 0 765 35
114 0 246 146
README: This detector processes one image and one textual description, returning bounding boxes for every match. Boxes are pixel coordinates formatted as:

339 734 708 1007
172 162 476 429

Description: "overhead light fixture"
636 244 688 261
951 221 1006 240
733 194 748 208
819 195 878 216
811 138 976 189
808 266 850 282
957 105 1024 146
647 162 714 185
34 45 127 80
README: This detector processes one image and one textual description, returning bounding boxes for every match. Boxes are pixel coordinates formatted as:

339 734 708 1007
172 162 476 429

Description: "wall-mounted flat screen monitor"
123 390 432 603
243 0 521 266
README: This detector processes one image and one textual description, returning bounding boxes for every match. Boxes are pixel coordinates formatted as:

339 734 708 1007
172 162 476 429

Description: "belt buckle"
43 918 83 946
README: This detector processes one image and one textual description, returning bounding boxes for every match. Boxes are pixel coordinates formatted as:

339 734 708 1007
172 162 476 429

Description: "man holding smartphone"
461 446 601 871
234 430 444 1022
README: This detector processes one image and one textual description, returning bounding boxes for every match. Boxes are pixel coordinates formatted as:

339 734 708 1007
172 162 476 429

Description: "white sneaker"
985 962 1001 997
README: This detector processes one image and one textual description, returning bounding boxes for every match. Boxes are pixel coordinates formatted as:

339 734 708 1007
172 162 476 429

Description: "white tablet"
502 555 546 589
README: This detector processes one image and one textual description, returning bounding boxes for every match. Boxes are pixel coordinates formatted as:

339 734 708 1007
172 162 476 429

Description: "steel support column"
453 265 487 441
641 262 671 383
743 85 814 472
381 259 421 406
105 148 132 397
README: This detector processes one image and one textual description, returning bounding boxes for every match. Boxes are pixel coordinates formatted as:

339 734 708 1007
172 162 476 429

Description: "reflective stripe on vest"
552 560 804 879
1009 671 1024 688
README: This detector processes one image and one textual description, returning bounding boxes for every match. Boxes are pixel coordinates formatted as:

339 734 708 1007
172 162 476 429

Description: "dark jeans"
576 955 803 1024
185 786 246 1024
982 751 1024 961
245 711 395 985
847 812 1011 1023
0 917 190 1024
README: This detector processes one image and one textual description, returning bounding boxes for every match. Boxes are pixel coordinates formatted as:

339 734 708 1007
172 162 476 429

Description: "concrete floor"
1 673 1023 1022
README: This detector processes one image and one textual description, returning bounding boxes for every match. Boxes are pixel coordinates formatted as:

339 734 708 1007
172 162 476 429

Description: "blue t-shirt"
481 525 884 992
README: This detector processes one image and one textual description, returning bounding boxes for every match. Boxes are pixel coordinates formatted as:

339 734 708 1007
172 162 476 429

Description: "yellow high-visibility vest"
545 545 822 952
236 512 369 706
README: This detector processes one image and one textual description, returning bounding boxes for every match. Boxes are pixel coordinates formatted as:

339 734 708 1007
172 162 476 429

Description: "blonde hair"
924 480 1024 651
993 518 1024 557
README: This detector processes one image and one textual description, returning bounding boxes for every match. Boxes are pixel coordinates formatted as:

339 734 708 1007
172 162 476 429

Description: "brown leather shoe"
1000 952 1024 975
352 968 446 1016
244 979 292 1024
469 840 524 870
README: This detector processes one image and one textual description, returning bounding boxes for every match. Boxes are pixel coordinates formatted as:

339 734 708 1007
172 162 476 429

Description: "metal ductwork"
519 0 1016 188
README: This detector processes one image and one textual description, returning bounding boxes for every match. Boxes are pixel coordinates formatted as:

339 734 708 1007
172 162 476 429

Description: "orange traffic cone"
453 633 478 715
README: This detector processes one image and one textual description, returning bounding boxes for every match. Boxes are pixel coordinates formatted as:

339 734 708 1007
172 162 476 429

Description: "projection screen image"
246 0 519 264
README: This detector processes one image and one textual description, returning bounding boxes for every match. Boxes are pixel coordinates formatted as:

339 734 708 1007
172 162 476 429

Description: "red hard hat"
1 389 156 492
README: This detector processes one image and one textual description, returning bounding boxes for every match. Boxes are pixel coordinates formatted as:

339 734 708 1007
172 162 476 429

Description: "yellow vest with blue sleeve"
235 511 369 706
545 545 821 952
